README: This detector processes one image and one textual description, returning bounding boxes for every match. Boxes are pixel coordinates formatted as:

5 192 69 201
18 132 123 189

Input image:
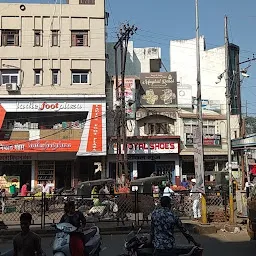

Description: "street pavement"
0 230 256 255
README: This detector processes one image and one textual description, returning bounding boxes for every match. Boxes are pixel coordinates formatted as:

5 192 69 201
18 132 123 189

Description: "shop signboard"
110 141 179 154
177 84 192 108
140 72 177 107
186 133 221 146
0 102 106 156
113 78 136 119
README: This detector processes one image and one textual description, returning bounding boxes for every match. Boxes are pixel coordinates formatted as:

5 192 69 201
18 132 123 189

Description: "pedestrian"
163 182 174 197
0 188 7 214
181 178 189 189
13 212 43 256
20 181 30 197
190 179 201 220
41 181 51 212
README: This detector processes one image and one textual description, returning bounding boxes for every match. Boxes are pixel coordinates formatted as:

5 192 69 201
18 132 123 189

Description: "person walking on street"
190 179 201 220
0 188 6 214
13 212 43 256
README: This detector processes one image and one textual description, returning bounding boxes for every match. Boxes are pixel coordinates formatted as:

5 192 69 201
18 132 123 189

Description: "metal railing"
0 191 229 229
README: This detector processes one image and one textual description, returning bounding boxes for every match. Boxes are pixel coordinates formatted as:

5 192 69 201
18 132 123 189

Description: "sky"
3 0 256 115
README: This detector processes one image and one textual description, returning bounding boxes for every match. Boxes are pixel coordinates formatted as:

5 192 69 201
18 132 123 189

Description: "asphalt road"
1 231 256 255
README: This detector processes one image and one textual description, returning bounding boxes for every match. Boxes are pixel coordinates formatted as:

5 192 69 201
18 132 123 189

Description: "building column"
101 156 107 179
132 161 138 180
174 156 180 185
31 160 36 191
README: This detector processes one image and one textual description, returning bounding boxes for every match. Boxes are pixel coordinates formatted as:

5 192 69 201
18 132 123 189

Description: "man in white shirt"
190 179 202 220
41 181 52 212
163 182 174 197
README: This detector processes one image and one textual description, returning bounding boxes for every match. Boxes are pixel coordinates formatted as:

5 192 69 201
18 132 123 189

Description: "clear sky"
3 0 256 115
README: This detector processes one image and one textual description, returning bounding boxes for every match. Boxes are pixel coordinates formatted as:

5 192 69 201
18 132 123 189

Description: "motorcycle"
120 228 203 256
52 222 101 256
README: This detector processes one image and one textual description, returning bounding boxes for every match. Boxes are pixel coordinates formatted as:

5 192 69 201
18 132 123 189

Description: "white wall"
106 41 161 77
170 36 226 114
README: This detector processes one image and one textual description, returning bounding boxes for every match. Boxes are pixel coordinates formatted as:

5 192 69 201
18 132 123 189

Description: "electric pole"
225 15 234 224
195 0 207 224
114 24 137 180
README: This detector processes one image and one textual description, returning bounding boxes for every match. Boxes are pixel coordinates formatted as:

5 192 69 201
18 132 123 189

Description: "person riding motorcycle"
151 196 200 256
60 201 87 256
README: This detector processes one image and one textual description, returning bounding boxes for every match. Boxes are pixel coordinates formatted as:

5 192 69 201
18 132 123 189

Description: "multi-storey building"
0 0 107 190
170 36 241 181
106 43 181 182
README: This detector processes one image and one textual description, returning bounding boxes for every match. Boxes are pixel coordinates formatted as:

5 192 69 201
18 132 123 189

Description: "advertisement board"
0 102 106 156
192 97 221 113
113 78 136 119
186 134 221 146
177 84 192 108
140 72 177 107
193 127 205 193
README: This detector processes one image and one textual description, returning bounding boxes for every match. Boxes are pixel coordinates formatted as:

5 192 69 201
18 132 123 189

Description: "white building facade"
170 36 240 181
0 0 107 190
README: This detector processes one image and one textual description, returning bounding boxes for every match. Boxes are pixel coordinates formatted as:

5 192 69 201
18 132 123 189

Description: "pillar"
132 161 138 180
173 156 180 185
31 160 36 191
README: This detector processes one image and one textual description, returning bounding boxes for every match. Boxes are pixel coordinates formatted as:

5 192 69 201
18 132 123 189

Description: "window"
1 30 19 46
34 70 41 85
79 0 95 4
1 70 19 84
52 70 59 85
144 123 169 135
72 71 89 84
34 30 41 46
71 31 88 47
52 30 59 46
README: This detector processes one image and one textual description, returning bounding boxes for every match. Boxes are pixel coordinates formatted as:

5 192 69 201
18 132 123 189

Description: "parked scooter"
52 222 101 256
120 228 203 256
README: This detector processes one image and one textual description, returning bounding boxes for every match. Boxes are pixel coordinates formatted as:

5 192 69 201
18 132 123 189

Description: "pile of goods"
171 185 187 191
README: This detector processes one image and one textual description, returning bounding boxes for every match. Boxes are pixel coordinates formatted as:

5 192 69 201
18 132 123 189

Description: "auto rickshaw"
130 176 167 194
76 178 115 197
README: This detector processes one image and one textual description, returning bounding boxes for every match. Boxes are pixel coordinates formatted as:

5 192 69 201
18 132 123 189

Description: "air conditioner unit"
5 83 20 92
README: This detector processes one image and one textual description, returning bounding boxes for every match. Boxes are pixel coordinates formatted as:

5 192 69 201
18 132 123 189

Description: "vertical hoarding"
140 72 177 107
113 78 136 119
193 126 205 193
177 84 192 108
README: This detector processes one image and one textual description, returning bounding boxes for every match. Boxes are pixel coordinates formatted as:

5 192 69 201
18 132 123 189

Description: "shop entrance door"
155 162 175 181
55 161 72 189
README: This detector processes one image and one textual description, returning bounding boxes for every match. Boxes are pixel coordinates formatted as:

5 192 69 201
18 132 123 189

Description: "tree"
246 116 256 135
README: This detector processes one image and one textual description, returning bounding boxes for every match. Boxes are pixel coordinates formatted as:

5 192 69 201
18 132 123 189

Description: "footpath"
0 220 219 239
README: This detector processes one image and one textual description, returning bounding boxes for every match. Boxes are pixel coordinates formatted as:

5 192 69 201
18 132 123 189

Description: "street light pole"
224 15 234 224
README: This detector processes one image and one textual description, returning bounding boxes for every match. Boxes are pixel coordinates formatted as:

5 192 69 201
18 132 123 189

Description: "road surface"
1 230 255 255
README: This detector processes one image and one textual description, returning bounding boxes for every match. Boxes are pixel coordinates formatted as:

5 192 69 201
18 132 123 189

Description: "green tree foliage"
246 116 256 135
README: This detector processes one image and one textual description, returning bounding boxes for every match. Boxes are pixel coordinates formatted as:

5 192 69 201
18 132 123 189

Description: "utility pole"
195 0 207 224
114 24 137 180
225 15 234 224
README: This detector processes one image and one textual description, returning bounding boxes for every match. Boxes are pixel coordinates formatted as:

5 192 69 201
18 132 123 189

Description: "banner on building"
113 78 136 119
186 133 221 146
109 140 179 154
140 72 177 107
0 101 107 156
177 84 192 108
193 126 205 193
192 97 221 113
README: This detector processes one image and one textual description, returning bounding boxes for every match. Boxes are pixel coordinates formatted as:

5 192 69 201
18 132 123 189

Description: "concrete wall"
0 1 106 95
106 41 161 77
170 36 226 114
